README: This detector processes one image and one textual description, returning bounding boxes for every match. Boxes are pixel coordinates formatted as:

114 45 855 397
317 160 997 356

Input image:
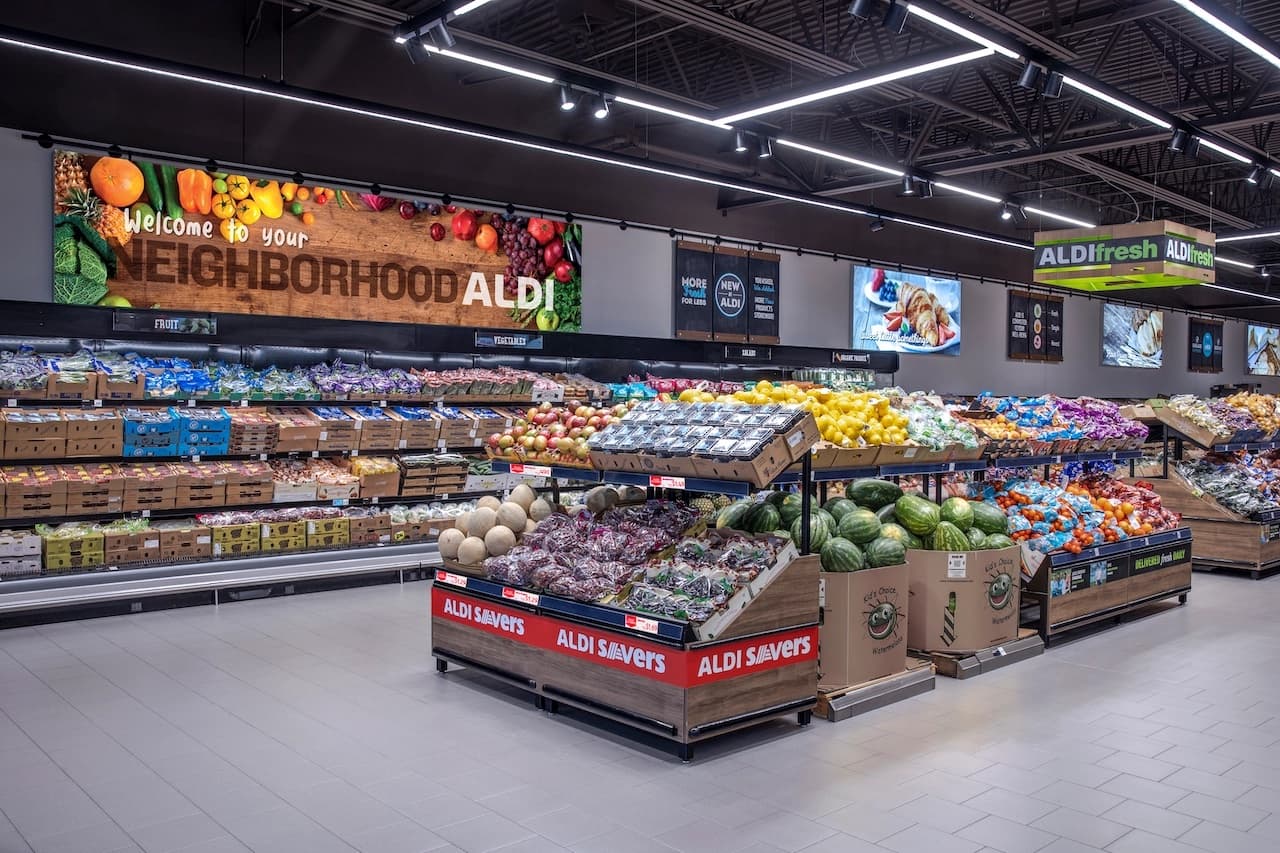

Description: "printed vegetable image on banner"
851 265 961 355
51 151 583 331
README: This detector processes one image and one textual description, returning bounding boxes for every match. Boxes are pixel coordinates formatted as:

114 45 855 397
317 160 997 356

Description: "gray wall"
0 131 50 302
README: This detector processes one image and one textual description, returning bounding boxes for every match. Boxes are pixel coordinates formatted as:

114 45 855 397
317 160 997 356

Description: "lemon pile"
681 381 909 447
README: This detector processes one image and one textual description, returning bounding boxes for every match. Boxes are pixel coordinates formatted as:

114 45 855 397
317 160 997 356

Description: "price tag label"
624 614 660 634
187 399 196 408
311 451 320 458
141 510 151 518
259 453 268 461
332 499 348 507
191 455 201 463
351 450 359 457
6 399 15 407
370 496 379 504
947 552 967 579
436 571 468 587
378 400 387 408
241 400 249 407
439 493 450 500
649 475 685 489
398 439 407 449
502 587 539 606
93 399 103 408
993 646 1007 657
511 464 553 477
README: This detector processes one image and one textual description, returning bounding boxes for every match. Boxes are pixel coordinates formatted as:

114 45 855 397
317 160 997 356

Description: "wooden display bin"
430 552 819 760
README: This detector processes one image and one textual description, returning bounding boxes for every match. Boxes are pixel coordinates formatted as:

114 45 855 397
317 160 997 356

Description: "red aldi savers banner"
51 150 583 331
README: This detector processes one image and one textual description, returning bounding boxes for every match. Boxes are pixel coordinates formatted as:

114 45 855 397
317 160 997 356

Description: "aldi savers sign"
51 150 584 331
1033 220 1215 291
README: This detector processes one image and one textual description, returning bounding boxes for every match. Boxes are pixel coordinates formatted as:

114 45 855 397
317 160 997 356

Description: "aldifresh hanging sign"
50 150 583 331
1033 220 1215 291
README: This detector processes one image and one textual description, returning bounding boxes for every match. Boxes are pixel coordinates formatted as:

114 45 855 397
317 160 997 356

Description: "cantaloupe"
524 519 536 533
457 536 487 565
585 486 618 514
468 506 498 538
509 483 536 512
497 501 527 532
484 525 516 556
529 498 552 521
437 527 464 559
477 495 502 512
454 510 473 538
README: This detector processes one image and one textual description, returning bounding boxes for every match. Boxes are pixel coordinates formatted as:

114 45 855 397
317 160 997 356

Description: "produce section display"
1175 452 1280 518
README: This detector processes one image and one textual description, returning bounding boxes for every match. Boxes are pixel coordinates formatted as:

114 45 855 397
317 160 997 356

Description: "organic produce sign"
1188 319 1224 374
51 151 583 332
1033 220 1215 290
1101 304 1163 369
851 266 961 355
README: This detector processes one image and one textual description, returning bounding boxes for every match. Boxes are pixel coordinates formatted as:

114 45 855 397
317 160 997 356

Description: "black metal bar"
800 453 812 554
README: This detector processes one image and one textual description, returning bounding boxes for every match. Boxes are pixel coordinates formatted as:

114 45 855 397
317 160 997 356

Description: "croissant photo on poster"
850 265 961 356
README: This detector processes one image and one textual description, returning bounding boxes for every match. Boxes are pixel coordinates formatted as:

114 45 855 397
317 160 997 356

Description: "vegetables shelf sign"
1033 220 1215 291
50 151 584 332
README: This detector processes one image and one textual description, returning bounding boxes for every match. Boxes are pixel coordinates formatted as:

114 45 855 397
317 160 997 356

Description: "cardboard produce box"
349 514 391 545
97 373 146 400
45 371 97 401
261 534 305 553
818 563 910 689
0 529 41 557
0 557 41 578
907 545 1021 654
65 437 123 458
63 411 121 440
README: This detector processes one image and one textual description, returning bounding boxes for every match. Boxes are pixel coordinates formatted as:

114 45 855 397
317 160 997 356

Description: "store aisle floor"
2 575 1279 853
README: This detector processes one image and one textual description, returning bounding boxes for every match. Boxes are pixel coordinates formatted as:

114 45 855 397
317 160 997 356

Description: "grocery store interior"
6 0 1280 852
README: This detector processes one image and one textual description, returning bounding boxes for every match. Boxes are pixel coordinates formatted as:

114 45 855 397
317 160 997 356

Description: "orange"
301 212 315 226
90 157 145 207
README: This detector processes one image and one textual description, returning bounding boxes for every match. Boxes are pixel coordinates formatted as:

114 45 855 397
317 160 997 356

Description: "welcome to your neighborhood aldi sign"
1033 220 1215 291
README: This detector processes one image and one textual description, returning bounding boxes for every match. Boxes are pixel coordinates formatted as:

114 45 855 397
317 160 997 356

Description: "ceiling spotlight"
1263 266 1273 278
1169 127 1191 153
883 0 909 33
593 94 610 119
1042 71 1064 98
757 136 773 158
919 181 934 199
1001 203 1014 221
558 85 576 111
1248 164 1265 184
870 218 886 232
733 131 749 153
900 175 917 196
431 22 457 49
849 0 874 20
1016 61 1043 91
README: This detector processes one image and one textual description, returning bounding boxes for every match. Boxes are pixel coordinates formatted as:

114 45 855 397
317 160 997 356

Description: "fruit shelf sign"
51 150 584 332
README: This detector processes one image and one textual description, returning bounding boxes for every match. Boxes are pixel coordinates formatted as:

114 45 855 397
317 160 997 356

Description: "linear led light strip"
1216 256 1257 270
905 4 1021 59
1171 0 1280 71
719 47 994 123
1203 283 1280 302
1219 230 1280 244
0 33 1032 252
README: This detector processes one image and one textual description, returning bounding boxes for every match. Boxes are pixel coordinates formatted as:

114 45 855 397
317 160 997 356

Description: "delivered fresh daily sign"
51 150 583 331
1033 220 1215 291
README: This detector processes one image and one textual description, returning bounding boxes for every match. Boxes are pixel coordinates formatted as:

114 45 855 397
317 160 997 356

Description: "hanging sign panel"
50 150 584 331
1007 291 1030 359
1045 295 1064 362
1188 319 1223 374
711 247 751 343
747 250 780 344
672 241 715 341
1007 291 1063 363
1033 220 1215 291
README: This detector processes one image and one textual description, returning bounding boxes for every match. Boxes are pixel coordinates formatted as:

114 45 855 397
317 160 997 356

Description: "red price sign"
648 475 686 489
510 463 553 477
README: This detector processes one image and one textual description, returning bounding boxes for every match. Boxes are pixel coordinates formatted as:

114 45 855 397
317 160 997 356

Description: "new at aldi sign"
1033 220 1215 291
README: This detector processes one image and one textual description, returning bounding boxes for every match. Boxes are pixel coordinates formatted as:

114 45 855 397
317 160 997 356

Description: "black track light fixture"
1263 266 1272 279
870 218 886 233
593 94 610 120
919 181 934 199
1001 203 1014 221
558 85 576 111
757 136 773 159
1042 71 1064 98
1248 164 1265 185
733 131 749 153
848 0 874 20
900 174 917 196
1169 127 1191 154
883 0 909 33
431 22 457 49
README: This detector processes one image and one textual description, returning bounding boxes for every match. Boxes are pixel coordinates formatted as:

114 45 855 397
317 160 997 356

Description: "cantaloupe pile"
439 483 554 565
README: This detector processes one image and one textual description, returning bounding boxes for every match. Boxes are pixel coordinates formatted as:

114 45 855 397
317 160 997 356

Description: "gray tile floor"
1 573 1279 853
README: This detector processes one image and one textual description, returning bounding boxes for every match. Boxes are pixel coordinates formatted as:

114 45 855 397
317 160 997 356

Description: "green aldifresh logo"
1035 235 1214 271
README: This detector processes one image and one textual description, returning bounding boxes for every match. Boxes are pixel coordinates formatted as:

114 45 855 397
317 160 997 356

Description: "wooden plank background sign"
51 151 584 331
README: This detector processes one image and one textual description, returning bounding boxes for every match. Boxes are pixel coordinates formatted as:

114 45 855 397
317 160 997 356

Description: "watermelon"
742 501 781 533
966 527 988 550
779 493 806 527
865 536 907 568
879 522 923 550
970 502 1010 535
773 529 793 542
760 490 787 507
820 537 864 573
716 500 752 530
815 508 836 534
875 503 898 524
823 497 858 523
846 478 903 510
984 533 1016 550
838 508 882 544
895 494 941 537
790 514 830 551
939 497 975 531
930 520 971 552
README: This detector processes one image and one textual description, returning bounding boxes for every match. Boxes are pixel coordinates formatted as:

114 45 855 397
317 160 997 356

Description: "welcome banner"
51 150 583 331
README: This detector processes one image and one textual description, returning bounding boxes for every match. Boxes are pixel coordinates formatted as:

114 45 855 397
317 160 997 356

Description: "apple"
539 401 553 413
581 426 596 438
511 424 527 438
498 435 515 450
575 444 591 460
612 404 628 417
567 400 582 412
587 415 602 428
520 435 536 451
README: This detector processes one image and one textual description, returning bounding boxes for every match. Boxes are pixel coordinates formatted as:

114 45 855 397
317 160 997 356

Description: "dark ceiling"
255 0 1280 292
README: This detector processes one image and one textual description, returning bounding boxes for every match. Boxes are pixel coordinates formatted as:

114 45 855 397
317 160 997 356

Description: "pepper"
249 180 284 219
175 169 213 215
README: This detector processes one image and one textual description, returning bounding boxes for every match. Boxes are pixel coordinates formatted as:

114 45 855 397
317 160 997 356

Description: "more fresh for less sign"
51 151 583 331
1033 220 1215 291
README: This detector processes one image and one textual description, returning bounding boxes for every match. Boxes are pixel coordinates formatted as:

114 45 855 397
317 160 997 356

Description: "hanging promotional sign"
50 151 583 331
711 247 751 342
747 250 780 344
672 241 714 341
851 266 961 355
1188 318 1224 373
1006 291 1064 362
673 243 780 343
1033 220 1215 291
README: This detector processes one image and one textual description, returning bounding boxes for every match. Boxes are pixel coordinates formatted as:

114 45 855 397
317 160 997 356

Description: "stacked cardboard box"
306 516 350 549
224 460 273 505
210 522 259 557
267 408 323 453
348 407 402 451
434 408 479 447
102 528 162 565
3 466 65 519
348 511 391 545
3 410 66 460
228 409 278 455
63 410 122 457
0 529 41 578
40 527 104 571
60 462 123 514
261 519 305 552
152 520 213 561
173 407 230 456
119 462 177 512
308 407 358 452
389 408 441 450
122 409 178 457
170 461 228 510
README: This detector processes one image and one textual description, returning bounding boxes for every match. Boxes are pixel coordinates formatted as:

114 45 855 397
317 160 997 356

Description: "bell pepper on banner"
249 180 284 219
175 169 213 215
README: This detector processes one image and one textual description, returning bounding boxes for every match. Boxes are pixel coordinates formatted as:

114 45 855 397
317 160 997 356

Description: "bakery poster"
1247 325 1280 376
851 266 961 355
51 150 583 331
1101 304 1163 368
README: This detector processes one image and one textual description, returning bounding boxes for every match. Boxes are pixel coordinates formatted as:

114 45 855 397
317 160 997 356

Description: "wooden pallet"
815 657 935 721
919 628 1044 679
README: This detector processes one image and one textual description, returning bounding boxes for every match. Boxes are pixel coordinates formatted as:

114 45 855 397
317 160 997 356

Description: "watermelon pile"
845 479 1015 553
